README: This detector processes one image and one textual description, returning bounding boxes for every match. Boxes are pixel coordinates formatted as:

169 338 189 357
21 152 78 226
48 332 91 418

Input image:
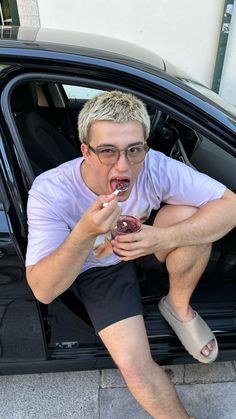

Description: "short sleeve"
25 192 70 267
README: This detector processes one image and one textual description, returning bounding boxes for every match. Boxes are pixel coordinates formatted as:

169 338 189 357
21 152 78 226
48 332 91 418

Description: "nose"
114 150 130 171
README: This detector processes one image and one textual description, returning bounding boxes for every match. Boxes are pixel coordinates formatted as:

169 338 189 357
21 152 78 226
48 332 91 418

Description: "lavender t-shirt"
26 149 226 273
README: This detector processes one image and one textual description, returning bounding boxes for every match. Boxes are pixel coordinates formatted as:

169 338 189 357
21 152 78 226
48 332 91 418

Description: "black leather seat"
11 82 79 174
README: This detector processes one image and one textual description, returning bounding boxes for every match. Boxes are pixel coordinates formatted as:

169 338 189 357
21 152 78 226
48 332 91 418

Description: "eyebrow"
96 141 145 148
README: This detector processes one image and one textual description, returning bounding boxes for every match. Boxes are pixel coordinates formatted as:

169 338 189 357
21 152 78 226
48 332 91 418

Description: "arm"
163 188 236 248
26 195 120 304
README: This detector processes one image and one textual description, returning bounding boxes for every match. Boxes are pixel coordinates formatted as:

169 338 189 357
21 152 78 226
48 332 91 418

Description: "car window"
63 85 103 100
6 77 236 194
179 78 236 118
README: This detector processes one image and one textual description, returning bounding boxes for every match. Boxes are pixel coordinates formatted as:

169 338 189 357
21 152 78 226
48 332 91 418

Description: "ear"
81 143 90 161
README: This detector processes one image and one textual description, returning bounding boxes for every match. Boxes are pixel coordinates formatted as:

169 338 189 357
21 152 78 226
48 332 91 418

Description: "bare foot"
164 296 215 358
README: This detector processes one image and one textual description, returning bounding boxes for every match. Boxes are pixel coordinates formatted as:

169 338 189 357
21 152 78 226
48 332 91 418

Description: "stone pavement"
0 361 235 418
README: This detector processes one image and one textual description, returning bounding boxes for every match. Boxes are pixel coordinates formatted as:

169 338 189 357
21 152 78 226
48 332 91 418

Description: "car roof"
0 26 166 73
1 26 235 135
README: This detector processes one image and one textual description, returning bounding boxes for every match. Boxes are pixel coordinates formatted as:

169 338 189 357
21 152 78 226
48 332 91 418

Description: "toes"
207 341 214 351
201 340 215 357
207 339 215 351
201 346 210 357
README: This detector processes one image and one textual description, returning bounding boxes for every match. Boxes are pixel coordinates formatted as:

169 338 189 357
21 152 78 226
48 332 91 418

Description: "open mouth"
110 178 130 193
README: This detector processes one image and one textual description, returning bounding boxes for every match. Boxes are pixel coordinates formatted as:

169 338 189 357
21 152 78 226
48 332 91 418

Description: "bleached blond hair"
78 90 150 144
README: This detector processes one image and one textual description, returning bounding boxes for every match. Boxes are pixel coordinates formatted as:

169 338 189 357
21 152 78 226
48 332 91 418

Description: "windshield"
178 78 236 118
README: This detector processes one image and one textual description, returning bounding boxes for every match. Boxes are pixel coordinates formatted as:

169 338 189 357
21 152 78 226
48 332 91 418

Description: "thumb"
93 194 116 210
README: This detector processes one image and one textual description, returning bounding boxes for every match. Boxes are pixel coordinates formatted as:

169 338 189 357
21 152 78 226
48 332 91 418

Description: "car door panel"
0 140 46 365
190 137 236 191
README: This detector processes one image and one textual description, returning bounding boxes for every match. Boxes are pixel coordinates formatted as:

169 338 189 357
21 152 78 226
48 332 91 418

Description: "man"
26 91 236 418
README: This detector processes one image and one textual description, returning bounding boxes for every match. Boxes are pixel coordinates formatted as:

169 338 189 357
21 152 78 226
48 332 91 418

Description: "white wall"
36 0 224 88
17 0 236 105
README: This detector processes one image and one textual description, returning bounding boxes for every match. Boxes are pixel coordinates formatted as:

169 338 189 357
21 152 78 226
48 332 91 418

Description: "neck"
80 160 99 195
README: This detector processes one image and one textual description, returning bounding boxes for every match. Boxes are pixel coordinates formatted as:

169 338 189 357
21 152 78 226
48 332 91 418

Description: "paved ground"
0 361 236 418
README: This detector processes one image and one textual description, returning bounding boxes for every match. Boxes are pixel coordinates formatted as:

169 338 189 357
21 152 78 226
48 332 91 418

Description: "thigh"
153 204 198 263
98 315 152 368
75 261 143 334
154 204 198 228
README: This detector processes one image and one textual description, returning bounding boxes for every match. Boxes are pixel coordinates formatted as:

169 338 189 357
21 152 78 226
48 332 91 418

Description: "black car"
0 26 235 376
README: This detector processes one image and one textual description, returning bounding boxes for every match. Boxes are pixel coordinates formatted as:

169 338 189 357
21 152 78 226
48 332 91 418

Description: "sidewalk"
0 362 235 418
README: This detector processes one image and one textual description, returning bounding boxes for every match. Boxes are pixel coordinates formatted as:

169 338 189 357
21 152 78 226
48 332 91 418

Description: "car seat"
11 82 79 174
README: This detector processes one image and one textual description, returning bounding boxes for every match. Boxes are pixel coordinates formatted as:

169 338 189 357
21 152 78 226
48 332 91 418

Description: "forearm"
26 221 96 304
166 193 236 248
26 194 121 303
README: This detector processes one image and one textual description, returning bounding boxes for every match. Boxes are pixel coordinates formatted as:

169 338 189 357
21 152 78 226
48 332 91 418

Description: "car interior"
7 79 236 356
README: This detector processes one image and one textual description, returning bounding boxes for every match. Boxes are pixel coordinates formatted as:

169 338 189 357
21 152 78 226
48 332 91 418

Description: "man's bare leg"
154 204 214 357
99 315 191 419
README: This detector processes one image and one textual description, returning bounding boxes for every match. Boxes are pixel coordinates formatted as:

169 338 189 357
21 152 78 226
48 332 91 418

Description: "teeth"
110 179 129 193
103 180 129 207
116 180 129 191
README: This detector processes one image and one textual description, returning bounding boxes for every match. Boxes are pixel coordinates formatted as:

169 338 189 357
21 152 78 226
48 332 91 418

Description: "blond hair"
78 90 150 144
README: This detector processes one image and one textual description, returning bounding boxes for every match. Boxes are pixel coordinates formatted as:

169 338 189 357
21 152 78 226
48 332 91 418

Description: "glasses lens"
97 147 119 164
127 145 148 163
93 145 149 165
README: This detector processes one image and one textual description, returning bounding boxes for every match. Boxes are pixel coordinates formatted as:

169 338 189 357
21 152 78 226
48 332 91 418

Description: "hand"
111 224 167 260
79 194 121 237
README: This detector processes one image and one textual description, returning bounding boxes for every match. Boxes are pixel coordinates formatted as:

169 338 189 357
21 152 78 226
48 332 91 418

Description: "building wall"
16 0 236 105
16 0 40 27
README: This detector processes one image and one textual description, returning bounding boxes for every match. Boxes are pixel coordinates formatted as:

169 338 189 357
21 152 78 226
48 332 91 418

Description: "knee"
198 242 212 254
196 242 213 267
154 204 199 228
188 242 212 261
115 352 153 384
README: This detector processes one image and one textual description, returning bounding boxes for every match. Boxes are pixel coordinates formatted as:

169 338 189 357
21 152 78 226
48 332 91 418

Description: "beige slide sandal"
158 297 218 363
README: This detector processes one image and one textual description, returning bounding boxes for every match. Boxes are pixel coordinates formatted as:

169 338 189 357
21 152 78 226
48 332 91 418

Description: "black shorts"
74 261 143 333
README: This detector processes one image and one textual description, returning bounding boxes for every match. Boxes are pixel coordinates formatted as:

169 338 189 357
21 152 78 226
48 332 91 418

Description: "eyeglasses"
88 144 149 165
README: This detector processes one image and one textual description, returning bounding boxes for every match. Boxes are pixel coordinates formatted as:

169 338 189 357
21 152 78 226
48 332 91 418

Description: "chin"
118 191 130 201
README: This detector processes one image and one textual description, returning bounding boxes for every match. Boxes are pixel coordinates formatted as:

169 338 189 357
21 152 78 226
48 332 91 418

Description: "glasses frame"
88 143 149 165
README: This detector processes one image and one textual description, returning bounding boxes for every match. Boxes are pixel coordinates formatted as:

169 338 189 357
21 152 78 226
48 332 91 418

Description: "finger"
121 243 141 253
114 250 141 261
89 194 116 211
99 194 117 208
119 255 138 261
102 200 121 217
115 231 140 242
92 197 120 221
88 203 119 224
112 238 140 250
112 241 142 256
104 205 121 222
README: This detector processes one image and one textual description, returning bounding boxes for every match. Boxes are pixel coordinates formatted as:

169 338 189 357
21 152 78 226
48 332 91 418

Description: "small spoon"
102 185 129 207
